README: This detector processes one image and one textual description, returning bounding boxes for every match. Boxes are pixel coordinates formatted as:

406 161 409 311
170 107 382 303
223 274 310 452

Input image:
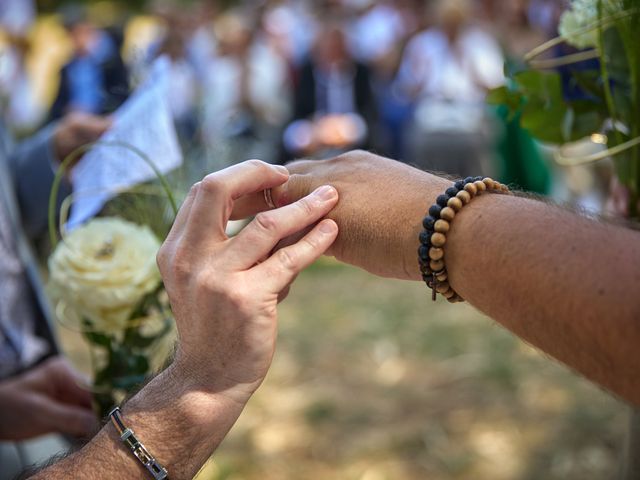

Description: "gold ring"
263 188 276 209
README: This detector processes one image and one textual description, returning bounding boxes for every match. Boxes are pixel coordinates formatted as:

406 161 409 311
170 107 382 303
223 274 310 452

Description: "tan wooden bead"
464 182 478 196
436 281 450 294
436 272 448 282
483 177 495 189
429 247 444 261
441 289 455 299
434 219 450 233
474 180 486 192
431 232 446 247
429 259 444 272
456 190 471 204
447 196 463 211
439 207 455 222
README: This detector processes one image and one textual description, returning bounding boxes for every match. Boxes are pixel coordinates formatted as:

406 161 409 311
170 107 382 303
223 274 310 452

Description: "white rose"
558 0 620 49
48 217 162 334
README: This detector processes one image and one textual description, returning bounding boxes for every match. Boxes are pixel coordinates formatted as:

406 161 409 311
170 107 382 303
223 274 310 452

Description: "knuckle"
296 196 316 216
156 245 170 271
201 174 224 194
253 211 279 234
246 159 268 171
189 181 201 196
276 248 298 271
170 246 193 279
302 234 321 252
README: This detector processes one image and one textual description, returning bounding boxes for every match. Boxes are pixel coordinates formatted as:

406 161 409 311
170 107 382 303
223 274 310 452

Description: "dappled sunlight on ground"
58 259 627 479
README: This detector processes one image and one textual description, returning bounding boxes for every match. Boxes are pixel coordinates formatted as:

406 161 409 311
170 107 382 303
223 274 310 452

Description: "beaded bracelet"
418 176 511 303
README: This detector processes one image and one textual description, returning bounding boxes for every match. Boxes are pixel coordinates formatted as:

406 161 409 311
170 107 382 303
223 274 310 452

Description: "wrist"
400 172 450 281
166 354 258 407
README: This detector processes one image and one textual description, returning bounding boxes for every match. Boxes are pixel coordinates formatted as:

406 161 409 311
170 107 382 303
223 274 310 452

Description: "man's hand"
232 150 449 280
52 112 111 163
0 356 96 441
158 160 339 404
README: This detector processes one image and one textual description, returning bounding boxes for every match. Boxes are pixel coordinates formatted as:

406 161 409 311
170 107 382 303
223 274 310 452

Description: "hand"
232 150 450 280
157 160 339 404
53 112 111 164
0 357 97 441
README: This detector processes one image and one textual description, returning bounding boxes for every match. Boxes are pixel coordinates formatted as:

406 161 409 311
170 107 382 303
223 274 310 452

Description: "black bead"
422 215 436 230
436 194 449 207
419 230 432 245
418 244 430 262
454 180 465 190
464 176 474 184
429 204 442 218
474 176 483 182
445 187 459 197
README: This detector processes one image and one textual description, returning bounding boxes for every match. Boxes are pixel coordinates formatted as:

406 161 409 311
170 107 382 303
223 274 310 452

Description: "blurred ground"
59 258 628 480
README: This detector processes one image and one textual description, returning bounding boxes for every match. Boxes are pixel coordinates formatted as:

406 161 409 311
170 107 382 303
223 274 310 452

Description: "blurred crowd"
0 0 572 188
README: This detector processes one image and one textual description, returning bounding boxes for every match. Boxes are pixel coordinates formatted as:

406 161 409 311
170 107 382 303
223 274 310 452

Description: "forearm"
31 364 246 480
405 187 640 403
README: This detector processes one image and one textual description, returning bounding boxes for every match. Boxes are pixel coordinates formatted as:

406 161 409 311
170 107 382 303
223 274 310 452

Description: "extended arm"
232 150 640 405
29 160 339 479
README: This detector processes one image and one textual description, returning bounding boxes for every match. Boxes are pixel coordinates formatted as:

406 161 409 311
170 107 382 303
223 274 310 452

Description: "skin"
0 112 110 443
0 357 96 441
232 150 640 406
30 160 339 479
52 112 111 163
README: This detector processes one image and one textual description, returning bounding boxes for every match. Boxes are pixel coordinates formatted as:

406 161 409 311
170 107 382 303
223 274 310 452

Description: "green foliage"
488 70 607 144
488 0 640 217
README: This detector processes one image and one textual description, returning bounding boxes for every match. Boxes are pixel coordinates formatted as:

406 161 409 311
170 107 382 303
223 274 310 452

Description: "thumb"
35 395 98 437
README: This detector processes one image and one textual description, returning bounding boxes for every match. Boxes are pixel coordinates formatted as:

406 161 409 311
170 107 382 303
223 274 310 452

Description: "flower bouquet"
47 144 179 418
488 0 640 218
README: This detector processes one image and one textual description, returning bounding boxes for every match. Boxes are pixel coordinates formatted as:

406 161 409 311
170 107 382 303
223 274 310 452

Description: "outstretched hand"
232 151 449 280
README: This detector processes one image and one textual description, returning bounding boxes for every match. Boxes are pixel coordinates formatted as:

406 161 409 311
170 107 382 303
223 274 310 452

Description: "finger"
81 115 111 139
253 219 338 293
229 190 275 220
34 396 97 437
165 182 200 243
48 360 93 408
271 172 315 209
230 185 338 269
184 160 289 244
230 161 316 219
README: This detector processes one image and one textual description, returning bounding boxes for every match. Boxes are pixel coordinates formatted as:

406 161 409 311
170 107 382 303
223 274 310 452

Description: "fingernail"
314 185 337 201
319 220 337 234
275 165 289 175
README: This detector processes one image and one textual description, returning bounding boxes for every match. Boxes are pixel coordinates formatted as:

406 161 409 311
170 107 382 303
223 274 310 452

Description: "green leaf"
124 317 173 349
515 71 569 143
565 102 607 141
82 318 112 347
486 86 524 119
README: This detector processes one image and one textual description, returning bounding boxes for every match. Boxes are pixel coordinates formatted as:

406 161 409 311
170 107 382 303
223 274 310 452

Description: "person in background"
283 21 376 159
396 0 504 177
0 112 110 479
49 6 129 121
0 0 43 133
201 10 291 165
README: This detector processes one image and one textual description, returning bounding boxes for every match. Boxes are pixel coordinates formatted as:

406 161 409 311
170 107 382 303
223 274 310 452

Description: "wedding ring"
263 188 276 209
